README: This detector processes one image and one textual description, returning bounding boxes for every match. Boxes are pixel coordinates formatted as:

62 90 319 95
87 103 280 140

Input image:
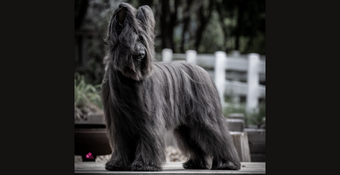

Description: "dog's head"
105 3 155 81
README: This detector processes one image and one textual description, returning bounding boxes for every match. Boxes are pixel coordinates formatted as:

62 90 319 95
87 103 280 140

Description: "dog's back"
142 61 223 130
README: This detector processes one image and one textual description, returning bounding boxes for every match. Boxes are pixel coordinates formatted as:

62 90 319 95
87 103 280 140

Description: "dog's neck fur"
106 63 143 99
106 62 146 112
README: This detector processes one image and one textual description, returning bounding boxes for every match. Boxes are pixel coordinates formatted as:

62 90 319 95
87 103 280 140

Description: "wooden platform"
75 162 265 174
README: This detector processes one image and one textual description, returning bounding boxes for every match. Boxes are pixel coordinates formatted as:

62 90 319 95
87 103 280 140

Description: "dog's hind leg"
178 119 241 170
173 125 210 169
209 120 241 170
196 119 241 170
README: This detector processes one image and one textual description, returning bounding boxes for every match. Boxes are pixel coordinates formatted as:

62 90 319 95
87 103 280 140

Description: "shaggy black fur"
101 3 241 171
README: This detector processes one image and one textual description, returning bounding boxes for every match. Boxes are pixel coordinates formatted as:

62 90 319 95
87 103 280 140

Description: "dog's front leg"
105 132 136 171
130 127 166 171
102 77 134 171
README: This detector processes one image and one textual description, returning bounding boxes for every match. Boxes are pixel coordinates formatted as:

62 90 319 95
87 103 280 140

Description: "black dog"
101 3 241 171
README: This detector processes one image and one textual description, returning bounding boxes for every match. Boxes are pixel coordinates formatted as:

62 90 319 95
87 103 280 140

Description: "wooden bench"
75 161 266 174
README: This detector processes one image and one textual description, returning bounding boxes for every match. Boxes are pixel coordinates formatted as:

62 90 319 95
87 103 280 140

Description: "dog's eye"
139 36 143 42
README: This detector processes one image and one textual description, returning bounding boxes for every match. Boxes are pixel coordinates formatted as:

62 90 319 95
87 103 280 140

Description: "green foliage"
223 102 246 118
245 101 265 126
75 0 115 85
74 73 103 110
198 11 224 53
223 97 265 127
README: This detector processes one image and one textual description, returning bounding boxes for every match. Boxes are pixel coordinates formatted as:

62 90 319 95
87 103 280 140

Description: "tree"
75 0 89 30
216 0 265 54
194 0 215 51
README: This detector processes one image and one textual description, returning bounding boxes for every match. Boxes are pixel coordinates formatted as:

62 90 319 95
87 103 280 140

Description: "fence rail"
155 49 266 112
156 52 265 81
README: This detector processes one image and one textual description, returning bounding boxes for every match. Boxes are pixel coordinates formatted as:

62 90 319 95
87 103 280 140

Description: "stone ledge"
75 162 266 174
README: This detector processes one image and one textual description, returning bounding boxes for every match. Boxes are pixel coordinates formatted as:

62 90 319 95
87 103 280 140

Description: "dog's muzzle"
136 50 145 61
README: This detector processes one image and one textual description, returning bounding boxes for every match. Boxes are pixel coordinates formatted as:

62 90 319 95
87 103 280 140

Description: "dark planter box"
75 114 111 161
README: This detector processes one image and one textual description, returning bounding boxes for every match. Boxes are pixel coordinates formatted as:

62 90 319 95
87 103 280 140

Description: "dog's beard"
119 54 143 81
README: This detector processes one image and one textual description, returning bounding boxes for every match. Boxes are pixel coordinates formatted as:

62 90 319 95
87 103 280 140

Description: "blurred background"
75 0 265 83
75 0 265 163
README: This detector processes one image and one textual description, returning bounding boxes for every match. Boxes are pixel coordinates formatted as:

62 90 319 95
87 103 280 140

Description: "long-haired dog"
101 3 241 171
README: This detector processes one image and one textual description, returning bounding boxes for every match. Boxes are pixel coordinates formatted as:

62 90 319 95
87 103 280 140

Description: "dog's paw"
182 159 208 169
105 159 127 171
130 160 162 171
211 160 241 170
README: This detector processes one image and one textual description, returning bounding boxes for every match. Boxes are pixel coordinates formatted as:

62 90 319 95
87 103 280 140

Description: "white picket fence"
156 49 266 112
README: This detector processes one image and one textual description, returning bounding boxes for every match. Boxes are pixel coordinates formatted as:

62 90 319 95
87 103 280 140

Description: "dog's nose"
137 50 145 59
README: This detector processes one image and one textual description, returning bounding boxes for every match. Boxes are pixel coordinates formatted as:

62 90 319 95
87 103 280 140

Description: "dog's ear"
117 7 126 24
108 3 136 36
107 3 138 48
136 5 155 38
116 6 127 35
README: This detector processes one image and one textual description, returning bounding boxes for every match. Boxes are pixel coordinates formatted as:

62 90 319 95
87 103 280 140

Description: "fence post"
186 50 197 64
214 51 227 108
230 50 241 105
162 48 173 62
246 53 260 113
